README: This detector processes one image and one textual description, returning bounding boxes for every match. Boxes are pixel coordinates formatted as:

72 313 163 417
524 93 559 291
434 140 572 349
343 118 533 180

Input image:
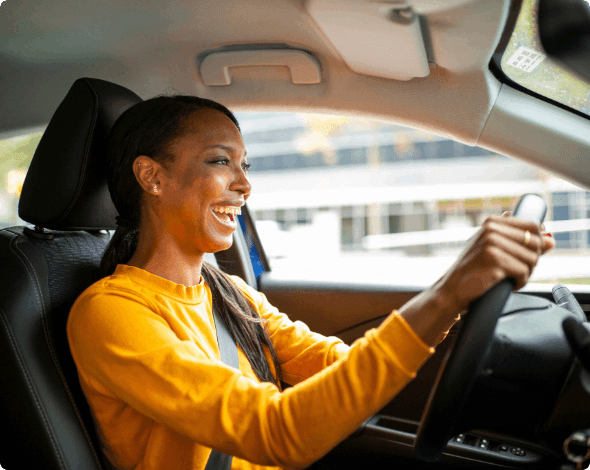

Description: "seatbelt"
205 306 239 470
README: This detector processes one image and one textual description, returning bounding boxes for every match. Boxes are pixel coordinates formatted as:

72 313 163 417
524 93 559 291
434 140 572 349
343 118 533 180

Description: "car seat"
0 77 143 469
0 76 258 470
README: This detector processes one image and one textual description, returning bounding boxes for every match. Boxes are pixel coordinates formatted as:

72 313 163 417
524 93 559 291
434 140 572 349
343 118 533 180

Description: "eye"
242 162 251 171
210 157 229 165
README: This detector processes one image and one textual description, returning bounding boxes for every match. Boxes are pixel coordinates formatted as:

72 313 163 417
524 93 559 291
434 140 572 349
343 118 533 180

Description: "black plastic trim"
242 204 271 273
363 414 556 468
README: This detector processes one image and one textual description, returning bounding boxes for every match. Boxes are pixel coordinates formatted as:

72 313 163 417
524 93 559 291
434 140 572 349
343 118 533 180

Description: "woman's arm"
399 216 554 346
68 290 430 469
233 215 553 385
230 275 350 385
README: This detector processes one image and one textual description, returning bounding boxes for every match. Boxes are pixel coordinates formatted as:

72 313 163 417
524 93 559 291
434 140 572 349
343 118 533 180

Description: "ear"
132 155 164 196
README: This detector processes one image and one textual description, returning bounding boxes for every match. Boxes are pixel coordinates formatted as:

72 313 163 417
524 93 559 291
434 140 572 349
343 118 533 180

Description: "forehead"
176 108 243 148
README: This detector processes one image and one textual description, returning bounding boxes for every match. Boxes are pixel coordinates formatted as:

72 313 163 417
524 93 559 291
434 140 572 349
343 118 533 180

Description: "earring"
152 186 158 193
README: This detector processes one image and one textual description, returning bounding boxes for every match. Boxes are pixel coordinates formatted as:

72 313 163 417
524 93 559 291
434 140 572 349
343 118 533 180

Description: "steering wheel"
413 194 547 462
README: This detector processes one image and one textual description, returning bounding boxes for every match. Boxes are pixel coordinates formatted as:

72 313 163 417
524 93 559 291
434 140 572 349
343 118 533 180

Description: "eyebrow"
205 144 247 157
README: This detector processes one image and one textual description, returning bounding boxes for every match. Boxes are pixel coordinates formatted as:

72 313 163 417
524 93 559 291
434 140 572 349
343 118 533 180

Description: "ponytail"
99 226 139 278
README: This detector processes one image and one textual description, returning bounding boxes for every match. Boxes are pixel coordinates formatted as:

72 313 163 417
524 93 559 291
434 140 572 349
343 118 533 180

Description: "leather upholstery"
19 78 142 231
0 78 143 469
0 227 108 469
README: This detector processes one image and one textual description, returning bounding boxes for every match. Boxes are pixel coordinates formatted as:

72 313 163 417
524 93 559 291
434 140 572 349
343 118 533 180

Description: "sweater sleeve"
229 276 350 385
68 289 433 469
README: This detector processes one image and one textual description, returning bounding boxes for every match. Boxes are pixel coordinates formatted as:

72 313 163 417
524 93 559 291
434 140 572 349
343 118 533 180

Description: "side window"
500 0 590 118
0 131 42 227
237 112 590 285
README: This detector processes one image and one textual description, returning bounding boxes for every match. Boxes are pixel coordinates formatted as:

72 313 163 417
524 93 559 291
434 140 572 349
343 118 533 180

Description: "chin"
204 237 234 254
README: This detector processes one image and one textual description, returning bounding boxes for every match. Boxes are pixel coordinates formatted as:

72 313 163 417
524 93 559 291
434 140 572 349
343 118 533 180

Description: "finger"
484 245 532 291
481 219 543 253
481 230 540 274
501 211 512 217
484 215 543 234
542 233 556 253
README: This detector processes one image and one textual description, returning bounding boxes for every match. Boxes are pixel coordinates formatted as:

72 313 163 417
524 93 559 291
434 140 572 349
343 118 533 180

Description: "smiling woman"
98 95 282 386
129 109 251 265
101 97 248 276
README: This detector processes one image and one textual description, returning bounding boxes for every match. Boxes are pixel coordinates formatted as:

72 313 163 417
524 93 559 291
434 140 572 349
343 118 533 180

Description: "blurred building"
237 112 588 255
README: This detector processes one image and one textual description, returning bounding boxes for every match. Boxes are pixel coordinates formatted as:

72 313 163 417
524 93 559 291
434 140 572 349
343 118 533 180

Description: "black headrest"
19 78 142 231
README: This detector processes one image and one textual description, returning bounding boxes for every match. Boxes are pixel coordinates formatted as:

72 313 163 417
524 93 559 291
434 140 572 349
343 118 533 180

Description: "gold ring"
524 230 531 246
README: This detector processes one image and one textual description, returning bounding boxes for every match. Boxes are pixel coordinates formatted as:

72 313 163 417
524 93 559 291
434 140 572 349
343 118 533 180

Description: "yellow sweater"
67 265 433 470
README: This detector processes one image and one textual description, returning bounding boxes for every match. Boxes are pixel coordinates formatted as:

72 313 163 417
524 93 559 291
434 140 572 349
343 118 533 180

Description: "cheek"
200 174 228 199
181 167 196 188
178 168 223 200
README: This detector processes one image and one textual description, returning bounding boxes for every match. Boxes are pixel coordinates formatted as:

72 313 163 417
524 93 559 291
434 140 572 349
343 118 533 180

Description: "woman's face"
153 108 251 255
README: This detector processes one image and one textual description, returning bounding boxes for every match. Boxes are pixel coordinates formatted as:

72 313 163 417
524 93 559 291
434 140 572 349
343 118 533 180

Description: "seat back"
0 228 109 469
0 78 142 469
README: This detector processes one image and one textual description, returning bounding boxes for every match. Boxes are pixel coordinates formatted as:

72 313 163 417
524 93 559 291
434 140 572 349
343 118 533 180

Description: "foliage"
0 132 42 191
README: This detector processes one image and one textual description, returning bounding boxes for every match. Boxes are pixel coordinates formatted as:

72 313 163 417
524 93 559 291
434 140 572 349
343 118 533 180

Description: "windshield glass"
501 0 590 117
238 111 590 286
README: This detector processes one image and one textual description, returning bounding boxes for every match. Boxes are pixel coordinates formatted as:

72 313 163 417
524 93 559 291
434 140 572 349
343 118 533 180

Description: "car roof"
1 0 590 188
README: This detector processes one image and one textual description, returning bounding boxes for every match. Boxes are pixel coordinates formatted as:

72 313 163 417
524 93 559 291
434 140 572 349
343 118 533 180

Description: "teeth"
213 206 242 216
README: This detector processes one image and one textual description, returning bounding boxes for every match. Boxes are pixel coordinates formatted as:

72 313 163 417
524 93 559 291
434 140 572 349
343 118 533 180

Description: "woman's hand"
398 215 555 347
437 216 555 313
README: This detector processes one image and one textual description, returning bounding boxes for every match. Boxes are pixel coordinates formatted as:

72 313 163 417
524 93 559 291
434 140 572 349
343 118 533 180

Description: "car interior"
1 0 590 469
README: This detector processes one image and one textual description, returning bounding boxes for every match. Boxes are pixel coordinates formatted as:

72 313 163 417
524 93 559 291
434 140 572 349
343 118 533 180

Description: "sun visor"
306 0 431 81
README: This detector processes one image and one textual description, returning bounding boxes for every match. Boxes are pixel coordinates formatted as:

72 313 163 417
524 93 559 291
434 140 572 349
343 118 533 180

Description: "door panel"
258 273 576 469
258 273 590 424
258 272 424 337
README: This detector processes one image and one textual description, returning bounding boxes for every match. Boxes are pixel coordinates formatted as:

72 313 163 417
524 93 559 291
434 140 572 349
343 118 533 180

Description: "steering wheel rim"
413 194 547 462
413 281 514 461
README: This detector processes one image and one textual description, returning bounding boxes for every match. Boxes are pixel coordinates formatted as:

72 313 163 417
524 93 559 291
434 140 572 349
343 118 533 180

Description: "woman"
67 96 554 470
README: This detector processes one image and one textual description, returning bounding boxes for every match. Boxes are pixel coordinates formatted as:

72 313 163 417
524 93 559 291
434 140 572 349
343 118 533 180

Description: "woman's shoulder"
71 268 154 316
85 268 145 295
226 274 262 304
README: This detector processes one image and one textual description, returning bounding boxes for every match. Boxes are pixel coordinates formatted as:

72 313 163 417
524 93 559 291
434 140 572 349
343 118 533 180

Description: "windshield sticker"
506 46 546 72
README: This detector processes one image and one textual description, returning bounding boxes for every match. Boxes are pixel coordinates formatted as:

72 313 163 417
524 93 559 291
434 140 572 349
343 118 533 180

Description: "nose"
230 164 252 199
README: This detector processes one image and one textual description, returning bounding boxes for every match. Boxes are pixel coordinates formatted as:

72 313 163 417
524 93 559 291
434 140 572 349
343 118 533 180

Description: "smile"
212 206 242 224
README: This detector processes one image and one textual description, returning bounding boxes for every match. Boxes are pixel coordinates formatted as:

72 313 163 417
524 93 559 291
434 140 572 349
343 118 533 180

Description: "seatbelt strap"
205 306 239 470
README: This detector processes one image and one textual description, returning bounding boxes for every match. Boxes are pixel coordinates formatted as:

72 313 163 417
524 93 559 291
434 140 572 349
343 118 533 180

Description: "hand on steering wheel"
413 194 550 462
440 214 550 313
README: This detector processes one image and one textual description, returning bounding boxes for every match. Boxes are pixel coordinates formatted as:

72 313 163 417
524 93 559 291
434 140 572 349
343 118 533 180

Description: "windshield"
501 0 590 117
238 111 590 286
